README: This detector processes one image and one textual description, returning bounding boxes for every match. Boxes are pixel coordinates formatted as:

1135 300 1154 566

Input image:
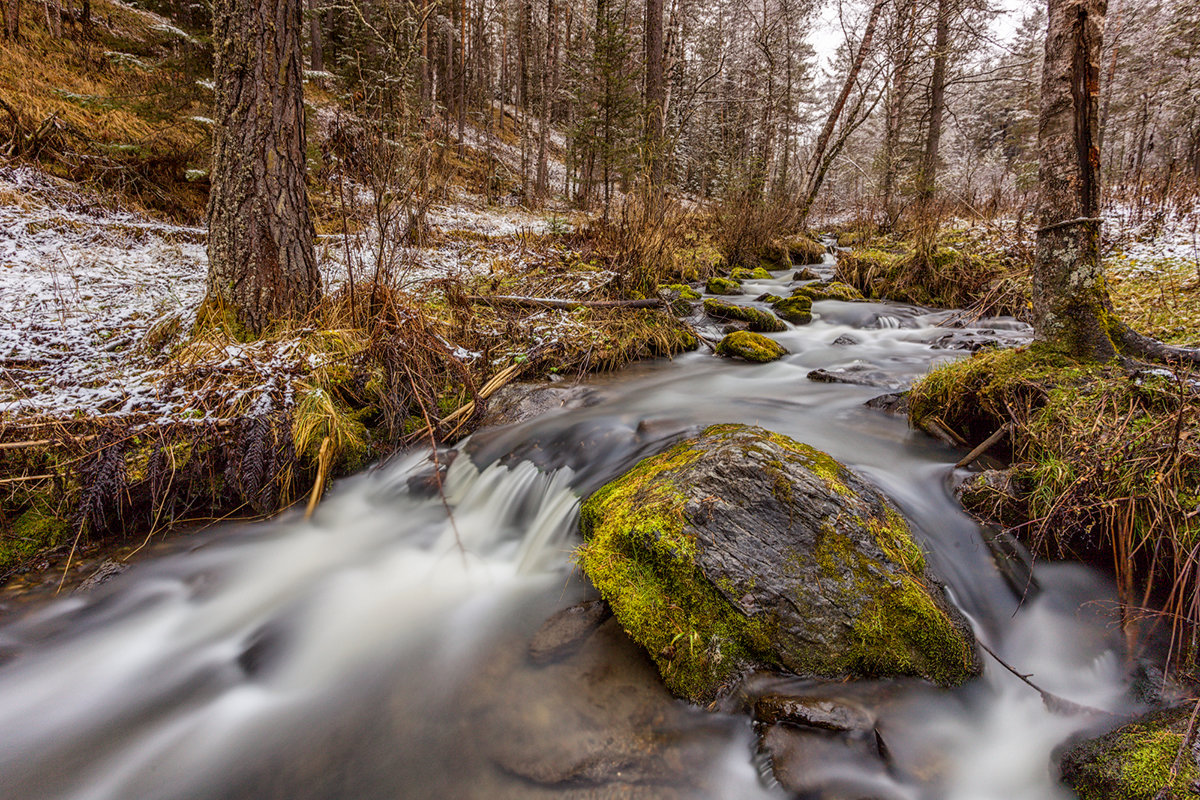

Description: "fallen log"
467 295 665 311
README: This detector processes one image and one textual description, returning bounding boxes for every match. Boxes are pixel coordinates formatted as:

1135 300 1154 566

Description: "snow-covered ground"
0 165 575 420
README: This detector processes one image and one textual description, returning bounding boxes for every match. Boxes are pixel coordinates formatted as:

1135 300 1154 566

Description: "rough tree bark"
207 0 321 335
1033 0 1115 359
1035 0 1200 364
880 0 918 224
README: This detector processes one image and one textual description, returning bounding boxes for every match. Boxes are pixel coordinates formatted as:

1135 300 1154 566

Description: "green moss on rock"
706 276 743 295
703 298 786 332
715 331 788 362
731 266 773 280
771 294 813 324
576 424 980 703
791 281 865 303
1059 707 1200 800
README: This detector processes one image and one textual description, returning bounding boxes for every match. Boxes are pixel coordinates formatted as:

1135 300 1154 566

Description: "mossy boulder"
715 331 788 362
771 295 813 325
785 235 826 265
791 281 865 303
706 276 743 295
576 424 982 703
703 298 786 332
730 266 773 280
755 293 784 304
1058 707 1200 800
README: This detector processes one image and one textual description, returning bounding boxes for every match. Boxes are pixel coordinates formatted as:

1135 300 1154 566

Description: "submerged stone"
703 298 786 332
714 331 788 362
576 424 982 703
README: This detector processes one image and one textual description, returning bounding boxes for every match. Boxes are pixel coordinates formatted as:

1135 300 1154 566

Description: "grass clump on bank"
909 344 1200 662
836 227 1029 317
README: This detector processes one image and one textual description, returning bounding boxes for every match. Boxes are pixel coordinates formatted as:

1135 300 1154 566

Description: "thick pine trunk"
1033 0 1115 360
207 0 320 336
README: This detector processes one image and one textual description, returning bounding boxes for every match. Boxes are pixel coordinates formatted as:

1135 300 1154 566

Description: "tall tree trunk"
917 0 950 207
535 0 555 200
797 0 886 225
1096 0 1121 154
308 0 323 73
1032 0 1115 360
4 0 18 39
644 0 664 188
880 0 917 223
207 0 320 335
43 0 60 37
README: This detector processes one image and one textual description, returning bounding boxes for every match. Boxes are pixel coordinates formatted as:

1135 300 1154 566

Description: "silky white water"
0 253 1133 799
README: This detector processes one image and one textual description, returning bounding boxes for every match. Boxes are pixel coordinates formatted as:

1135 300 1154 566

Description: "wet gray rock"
955 468 1028 528
864 392 909 415
480 382 600 428
807 366 908 390
753 694 875 734
73 559 127 593
831 334 859 346
578 424 981 703
528 598 612 665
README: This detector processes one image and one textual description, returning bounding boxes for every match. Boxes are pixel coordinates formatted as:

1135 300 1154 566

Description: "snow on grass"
0 166 208 418
0 165 591 422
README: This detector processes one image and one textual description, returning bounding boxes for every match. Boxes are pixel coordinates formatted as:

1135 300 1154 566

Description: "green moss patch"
706 276 744 295
1060 707 1200 800
577 424 980 702
577 437 780 700
791 281 865 303
771 295 813 324
730 266 773 280
715 331 788 362
703 299 786 332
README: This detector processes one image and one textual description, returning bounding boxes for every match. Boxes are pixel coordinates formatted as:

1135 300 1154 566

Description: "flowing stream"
0 251 1135 799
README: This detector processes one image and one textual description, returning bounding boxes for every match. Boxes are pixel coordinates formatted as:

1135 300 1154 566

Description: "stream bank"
0 242 1146 799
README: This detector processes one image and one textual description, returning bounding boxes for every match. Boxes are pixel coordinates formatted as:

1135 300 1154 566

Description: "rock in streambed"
576 424 981 703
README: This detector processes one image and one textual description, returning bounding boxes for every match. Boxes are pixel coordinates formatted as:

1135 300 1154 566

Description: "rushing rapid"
0 250 1132 799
